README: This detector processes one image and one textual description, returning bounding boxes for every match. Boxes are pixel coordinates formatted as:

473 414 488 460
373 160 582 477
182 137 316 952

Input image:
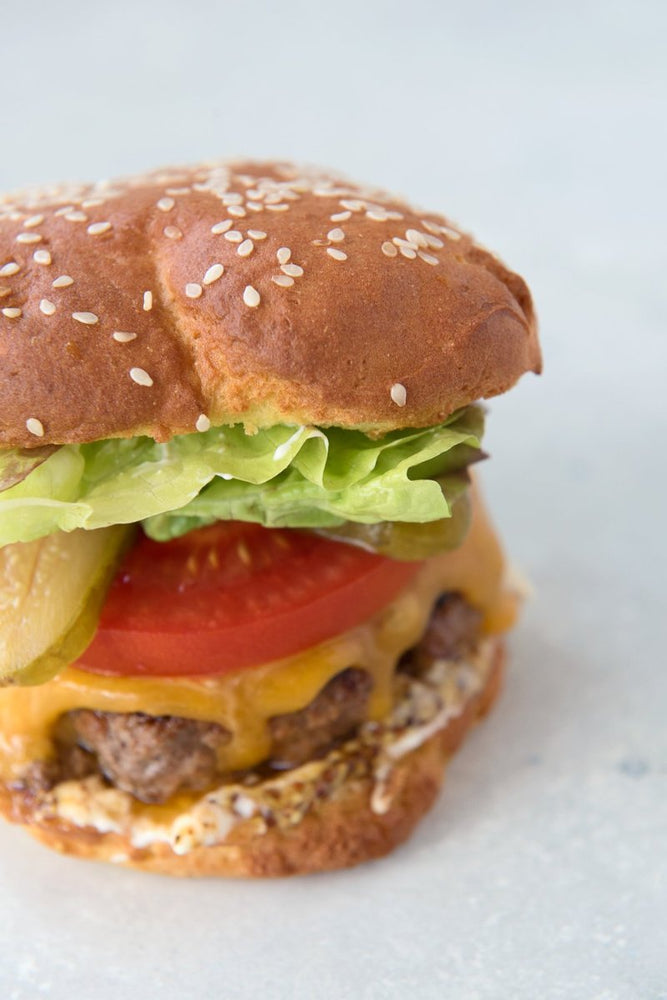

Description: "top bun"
0 161 540 448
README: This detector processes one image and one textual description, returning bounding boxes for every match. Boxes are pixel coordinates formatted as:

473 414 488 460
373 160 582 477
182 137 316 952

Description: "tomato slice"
76 522 421 677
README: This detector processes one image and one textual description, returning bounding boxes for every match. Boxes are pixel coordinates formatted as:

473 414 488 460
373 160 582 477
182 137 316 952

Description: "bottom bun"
1 638 504 877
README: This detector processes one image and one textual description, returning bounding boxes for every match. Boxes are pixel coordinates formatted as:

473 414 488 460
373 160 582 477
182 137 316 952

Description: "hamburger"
0 160 540 876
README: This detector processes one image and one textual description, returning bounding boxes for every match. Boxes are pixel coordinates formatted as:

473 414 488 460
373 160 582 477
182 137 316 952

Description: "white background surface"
1 2 665 997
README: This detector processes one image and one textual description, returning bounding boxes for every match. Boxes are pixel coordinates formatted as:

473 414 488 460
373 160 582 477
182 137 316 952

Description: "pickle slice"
0 525 134 686
317 488 472 561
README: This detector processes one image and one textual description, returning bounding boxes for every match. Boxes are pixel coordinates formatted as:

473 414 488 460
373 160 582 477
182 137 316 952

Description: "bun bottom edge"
1 639 505 878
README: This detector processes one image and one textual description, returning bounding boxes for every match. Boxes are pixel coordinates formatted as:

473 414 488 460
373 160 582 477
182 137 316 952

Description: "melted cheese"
47 642 496 850
0 483 517 782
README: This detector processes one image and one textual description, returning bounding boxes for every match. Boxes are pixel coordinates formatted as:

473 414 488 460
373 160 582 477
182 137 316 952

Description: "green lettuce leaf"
0 407 484 545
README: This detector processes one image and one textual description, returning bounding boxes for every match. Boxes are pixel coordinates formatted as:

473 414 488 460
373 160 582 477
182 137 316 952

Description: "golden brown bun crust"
0 162 540 447
0 640 504 877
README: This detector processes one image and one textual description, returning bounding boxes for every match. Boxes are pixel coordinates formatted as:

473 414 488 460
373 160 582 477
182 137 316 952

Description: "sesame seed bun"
0 638 504 877
0 161 540 448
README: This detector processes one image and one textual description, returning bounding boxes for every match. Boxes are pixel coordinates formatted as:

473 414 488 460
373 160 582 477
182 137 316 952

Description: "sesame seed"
327 228 345 242
222 193 243 205
211 220 232 234
52 274 74 288
39 299 56 315
439 225 461 240
143 291 153 311
26 418 44 437
185 283 202 299
195 413 211 433
405 228 429 248
326 247 347 261
2 307 21 318
276 247 291 264
130 367 154 387
65 211 88 223
393 237 419 249
164 225 182 239
421 220 441 235
157 197 175 212
281 263 303 277
381 241 398 257
399 245 417 259
418 251 439 265
16 232 42 244
423 234 444 249
87 221 111 235
203 263 224 285
0 262 19 276
165 187 190 196
390 382 407 406
224 230 243 243
33 250 52 265
81 198 104 209
339 199 365 212
266 203 288 212
228 205 246 218
272 275 294 287
243 285 260 308
247 230 267 240
366 210 388 222
72 311 98 325
112 331 137 342
246 201 263 212
23 214 44 228
263 193 282 205
237 239 254 257
54 206 74 217
330 211 351 222
237 540 251 565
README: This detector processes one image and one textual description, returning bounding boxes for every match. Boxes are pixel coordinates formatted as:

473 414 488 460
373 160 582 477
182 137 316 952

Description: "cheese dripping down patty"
0 483 516 783
43 639 500 854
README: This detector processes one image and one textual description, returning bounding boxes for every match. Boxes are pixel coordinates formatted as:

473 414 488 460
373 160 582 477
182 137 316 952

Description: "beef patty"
21 592 481 804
